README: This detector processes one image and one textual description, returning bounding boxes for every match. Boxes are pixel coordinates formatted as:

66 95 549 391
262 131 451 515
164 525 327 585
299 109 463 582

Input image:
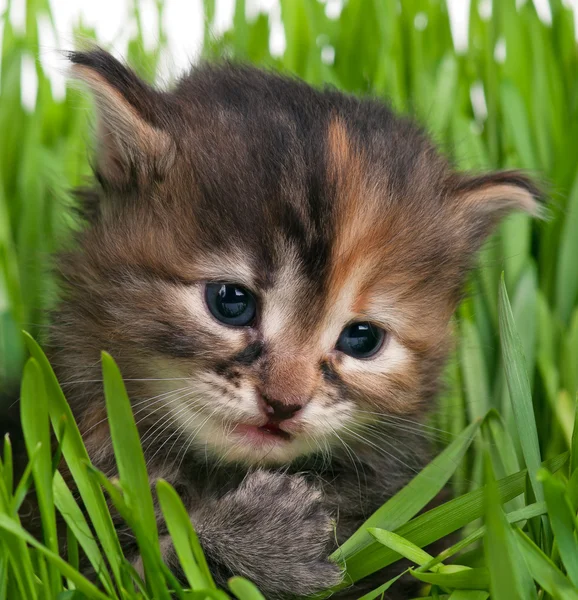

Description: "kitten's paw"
201 471 343 598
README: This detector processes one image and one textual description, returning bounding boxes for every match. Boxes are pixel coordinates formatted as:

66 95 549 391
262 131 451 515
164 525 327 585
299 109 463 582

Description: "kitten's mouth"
259 422 292 440
232 421 293 444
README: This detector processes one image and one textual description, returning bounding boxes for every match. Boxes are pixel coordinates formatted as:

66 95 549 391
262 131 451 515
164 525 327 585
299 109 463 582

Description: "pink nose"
260 394 303 422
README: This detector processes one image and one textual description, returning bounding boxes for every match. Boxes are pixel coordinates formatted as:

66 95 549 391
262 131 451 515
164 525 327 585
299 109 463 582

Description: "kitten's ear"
69 49 175 188
451 170 544 246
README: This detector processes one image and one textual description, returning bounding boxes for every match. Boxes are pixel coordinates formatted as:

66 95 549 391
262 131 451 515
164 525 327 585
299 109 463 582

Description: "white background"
0 0 576 109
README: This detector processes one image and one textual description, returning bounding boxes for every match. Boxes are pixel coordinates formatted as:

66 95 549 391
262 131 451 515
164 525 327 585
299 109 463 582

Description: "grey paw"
199 471 343 598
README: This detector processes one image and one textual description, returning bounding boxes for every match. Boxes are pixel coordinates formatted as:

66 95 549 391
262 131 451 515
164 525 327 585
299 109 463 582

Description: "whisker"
60 377 196 386
130 386 190 411
341 425 422 476
134 388 198 427
175 406 221 472
139 392 201 447
160 412 201 469
79 386 191 437
356 410 458 437
209 434 241 474
330 426 366 502
357 424 432 467
362 420 452 445
145 401 203 467
141 399 202 455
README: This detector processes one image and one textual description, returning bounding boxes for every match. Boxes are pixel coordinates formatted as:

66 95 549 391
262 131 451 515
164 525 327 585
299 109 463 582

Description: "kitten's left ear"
69 49 176 189
451 170 544 246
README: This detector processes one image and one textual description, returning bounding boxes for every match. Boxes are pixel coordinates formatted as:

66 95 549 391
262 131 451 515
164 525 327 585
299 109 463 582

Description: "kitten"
45 49 540 598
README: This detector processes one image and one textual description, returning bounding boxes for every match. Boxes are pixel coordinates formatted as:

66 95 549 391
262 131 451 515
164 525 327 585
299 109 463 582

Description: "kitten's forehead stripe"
322 117 383 324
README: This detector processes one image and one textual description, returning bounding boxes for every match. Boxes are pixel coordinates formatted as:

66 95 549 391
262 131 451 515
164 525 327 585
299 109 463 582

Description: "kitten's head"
53 50 540 466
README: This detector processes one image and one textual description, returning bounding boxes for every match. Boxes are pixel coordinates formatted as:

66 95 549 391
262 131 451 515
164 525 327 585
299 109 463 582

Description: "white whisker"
140 392 202 446
175 406 221 471
341 425 421 476
356 410 458 437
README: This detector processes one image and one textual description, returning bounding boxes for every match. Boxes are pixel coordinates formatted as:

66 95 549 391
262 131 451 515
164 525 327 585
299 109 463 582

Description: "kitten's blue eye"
205 283 257 326
336 322 385 359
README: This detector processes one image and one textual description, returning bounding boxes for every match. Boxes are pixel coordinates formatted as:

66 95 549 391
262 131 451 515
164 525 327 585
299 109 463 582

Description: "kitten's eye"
336 322 385 359
205 283 257 326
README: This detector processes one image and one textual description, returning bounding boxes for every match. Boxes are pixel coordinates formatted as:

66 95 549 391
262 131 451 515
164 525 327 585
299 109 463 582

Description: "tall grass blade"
538 468 578 587
333 418 480 563
20 358 60 596
483 453 536 600
515 529 578 600
23 333 127 590
498 276 544 506
156 479 215 590
101 351 168 600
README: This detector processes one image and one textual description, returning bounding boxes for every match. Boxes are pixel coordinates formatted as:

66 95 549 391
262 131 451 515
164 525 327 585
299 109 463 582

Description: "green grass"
1 0 578 598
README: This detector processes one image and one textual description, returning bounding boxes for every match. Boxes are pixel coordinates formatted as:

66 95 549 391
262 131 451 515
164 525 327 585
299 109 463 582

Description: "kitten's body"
40 50 540 598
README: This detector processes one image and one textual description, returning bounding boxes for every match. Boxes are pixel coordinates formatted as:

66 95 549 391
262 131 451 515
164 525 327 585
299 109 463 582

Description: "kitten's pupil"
337 322 385 359
206 283 257 326
218 285 249 318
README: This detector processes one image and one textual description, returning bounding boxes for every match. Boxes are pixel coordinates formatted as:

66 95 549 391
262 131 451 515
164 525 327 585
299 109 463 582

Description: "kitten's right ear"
69 49 175 189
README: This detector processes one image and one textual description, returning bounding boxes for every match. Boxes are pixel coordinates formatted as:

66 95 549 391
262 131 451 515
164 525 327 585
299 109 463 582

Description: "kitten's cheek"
296 399 356 438
334 335 418 409
340 334 410 377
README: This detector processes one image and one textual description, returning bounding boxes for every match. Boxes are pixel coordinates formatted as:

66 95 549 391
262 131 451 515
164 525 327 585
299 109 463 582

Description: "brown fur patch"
326 118 383 292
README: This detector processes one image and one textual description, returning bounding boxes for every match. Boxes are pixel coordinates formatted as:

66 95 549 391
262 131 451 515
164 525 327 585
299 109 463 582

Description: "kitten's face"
54 52 539 466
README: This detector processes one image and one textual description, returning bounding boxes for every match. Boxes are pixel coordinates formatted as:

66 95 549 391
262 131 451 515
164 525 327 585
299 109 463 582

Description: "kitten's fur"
44 49 540 598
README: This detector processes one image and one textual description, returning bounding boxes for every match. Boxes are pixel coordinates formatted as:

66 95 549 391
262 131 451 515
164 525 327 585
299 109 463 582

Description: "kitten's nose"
260 395 303 422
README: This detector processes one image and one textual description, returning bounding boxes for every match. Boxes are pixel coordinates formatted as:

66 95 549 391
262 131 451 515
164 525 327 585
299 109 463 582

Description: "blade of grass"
333 452 567 585
101 351 169 600
10 441 41 513
66 523 79 580
410 567 489 590
421 501 548 573
459 320 491 422
228 577 265 600
483 452 536 600
0 514 110 600
23 333 126 591
556 170 578 324
515 529 578 600
498 276 544 507
356 571 407 600
2 435 12 494
20 358 60 596
368 528 438 569
156 479 215 590
85 463 180 599
562 310 578 401
571 392 578 476
481 410 522 511
538 468 578 587
333 418 480 563
499 81 538 170
0 477 38 600
0 551 6 600
52 471 116 596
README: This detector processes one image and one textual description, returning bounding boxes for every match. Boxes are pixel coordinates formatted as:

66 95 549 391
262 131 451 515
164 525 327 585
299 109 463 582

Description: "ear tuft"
68 48 175 188
453 170 545 220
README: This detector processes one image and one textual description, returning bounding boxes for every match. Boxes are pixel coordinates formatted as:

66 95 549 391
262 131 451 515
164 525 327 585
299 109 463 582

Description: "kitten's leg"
158 470 343 598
